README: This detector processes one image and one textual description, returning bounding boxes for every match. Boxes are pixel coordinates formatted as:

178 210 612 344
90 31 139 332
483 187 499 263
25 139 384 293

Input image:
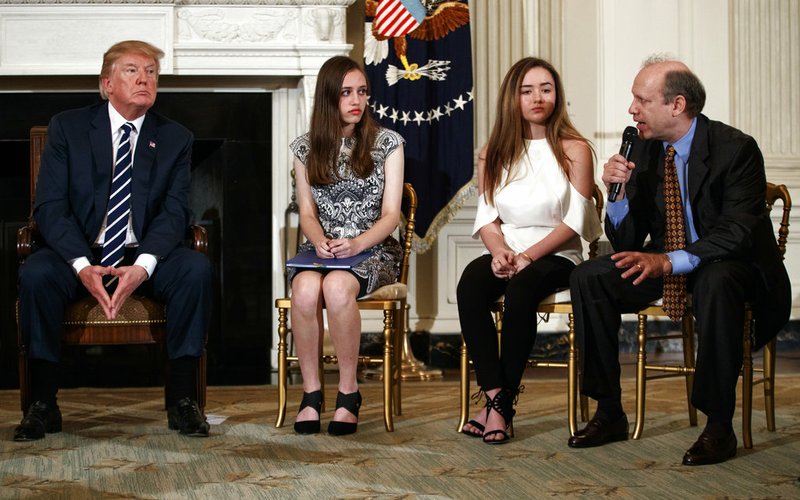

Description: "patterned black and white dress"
288 127 405 295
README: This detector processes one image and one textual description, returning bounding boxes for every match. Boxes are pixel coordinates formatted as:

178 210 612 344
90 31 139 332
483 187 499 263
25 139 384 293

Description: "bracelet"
518 251 533 262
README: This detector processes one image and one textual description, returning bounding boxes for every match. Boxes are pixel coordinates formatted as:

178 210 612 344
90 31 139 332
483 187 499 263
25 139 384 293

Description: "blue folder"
286 249 372 269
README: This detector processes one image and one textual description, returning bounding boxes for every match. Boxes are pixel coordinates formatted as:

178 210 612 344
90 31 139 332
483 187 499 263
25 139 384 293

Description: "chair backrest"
29 126 48 212
397 182 417 286
588 184 605 259
766 182 791 257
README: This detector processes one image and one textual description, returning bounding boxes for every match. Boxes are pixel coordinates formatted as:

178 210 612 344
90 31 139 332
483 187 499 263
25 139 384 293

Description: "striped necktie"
101 122 134 287
662 145 687 321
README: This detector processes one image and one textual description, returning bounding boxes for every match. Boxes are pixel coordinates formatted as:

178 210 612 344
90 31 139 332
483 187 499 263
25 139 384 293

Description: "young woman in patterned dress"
288 56 405 436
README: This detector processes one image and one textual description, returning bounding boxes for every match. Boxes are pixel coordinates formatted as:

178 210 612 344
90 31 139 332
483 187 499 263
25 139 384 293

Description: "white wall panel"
730 0 800 313
0 6 173 75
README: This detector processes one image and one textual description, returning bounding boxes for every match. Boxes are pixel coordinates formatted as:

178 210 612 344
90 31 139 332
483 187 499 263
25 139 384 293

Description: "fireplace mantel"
0 0 353 76
0 0 357 369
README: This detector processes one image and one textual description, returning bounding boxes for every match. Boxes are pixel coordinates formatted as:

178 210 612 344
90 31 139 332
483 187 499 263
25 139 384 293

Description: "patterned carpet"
1 375 798 499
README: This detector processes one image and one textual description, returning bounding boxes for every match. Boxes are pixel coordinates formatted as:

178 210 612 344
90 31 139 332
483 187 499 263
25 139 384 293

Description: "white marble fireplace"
0 0 356 369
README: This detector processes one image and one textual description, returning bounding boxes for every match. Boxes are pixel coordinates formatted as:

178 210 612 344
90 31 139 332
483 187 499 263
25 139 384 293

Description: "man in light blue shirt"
566 56 790 466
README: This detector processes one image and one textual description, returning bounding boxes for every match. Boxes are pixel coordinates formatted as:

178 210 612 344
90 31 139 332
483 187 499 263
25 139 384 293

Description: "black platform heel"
327 390 362 436
482 388 517 445
294 390 323 434
462 390 487 438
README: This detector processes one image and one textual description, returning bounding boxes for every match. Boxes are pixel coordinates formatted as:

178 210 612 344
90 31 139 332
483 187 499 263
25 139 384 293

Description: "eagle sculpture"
365 0 469 81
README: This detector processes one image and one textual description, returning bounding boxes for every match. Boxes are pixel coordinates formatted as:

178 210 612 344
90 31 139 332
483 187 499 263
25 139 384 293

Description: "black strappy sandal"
462 390 487 437
327 390 362 436
294 390 323 434
482 389 516 445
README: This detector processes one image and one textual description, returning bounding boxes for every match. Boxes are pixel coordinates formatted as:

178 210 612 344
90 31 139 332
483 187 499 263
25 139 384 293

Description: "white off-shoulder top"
472 139 603 265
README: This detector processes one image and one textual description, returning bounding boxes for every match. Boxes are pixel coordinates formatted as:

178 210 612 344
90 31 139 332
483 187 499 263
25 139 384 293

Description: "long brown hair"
483 57 593 204
306 56 378 185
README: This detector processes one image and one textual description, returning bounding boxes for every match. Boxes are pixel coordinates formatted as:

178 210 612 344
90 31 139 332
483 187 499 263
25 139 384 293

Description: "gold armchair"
16 126 209 412
633 182 791 449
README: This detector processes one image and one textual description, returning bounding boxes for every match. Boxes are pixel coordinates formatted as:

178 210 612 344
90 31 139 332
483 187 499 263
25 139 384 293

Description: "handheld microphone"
608 126 639 202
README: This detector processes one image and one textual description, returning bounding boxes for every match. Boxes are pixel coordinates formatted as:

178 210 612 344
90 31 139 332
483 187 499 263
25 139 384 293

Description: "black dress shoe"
14 401 62 441
167 398 210 437
682 429 737 466
568 414 629 448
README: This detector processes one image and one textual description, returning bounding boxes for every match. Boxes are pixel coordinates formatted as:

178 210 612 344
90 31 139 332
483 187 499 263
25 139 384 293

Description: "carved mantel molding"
0 0 354 76
0 1 353 7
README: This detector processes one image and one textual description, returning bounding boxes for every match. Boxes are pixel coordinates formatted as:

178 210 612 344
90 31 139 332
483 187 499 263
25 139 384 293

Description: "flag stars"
376 104 389 119
368 87 474 127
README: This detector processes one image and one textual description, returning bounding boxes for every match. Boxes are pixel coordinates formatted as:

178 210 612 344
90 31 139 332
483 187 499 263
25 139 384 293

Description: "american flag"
373 0 426 38
366 0 474 249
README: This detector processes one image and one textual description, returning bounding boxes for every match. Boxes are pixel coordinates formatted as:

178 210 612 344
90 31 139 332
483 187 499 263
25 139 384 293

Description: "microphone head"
623 126 639 142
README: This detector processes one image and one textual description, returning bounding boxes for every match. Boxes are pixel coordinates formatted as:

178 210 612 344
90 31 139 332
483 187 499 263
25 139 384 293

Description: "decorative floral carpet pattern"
1 376 798 499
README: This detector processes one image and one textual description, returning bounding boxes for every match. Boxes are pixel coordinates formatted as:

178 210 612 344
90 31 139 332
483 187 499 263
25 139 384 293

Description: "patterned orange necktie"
662 145 687 321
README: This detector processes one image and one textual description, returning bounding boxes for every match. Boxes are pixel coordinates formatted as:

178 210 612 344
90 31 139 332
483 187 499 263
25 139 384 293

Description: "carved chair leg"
276 307 289 428
198 348 208 412
567 312 578 436
633 314 648 440
764 337 776 432
18 348 30 413
393 304 404 416
458 337 469 432
382 308 394 432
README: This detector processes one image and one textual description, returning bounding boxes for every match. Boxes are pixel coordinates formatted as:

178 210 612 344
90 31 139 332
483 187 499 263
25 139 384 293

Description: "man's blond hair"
99 40 164 99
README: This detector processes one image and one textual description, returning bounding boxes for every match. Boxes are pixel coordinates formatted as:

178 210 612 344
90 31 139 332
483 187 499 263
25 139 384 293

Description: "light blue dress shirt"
607 118 701 274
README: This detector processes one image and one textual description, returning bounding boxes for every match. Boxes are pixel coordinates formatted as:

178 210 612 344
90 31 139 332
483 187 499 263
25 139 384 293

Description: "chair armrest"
16 223 36 260
188 224 208 255
18 223 208 259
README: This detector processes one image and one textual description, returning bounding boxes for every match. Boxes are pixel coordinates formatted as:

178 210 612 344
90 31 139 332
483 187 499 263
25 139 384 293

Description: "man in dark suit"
15 40 213 440
566 56 790 465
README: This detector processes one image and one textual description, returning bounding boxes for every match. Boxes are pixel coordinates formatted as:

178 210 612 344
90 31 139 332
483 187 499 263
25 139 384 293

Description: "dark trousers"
457 253 575 392
570 254 758 422
18 245 213 364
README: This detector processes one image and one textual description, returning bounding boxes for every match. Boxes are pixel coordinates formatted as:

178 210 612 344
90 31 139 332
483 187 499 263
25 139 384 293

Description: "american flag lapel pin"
149 140 156 149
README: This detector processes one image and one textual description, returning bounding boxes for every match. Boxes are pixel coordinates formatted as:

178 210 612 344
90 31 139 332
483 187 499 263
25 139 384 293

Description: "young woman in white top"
457 57 602 444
